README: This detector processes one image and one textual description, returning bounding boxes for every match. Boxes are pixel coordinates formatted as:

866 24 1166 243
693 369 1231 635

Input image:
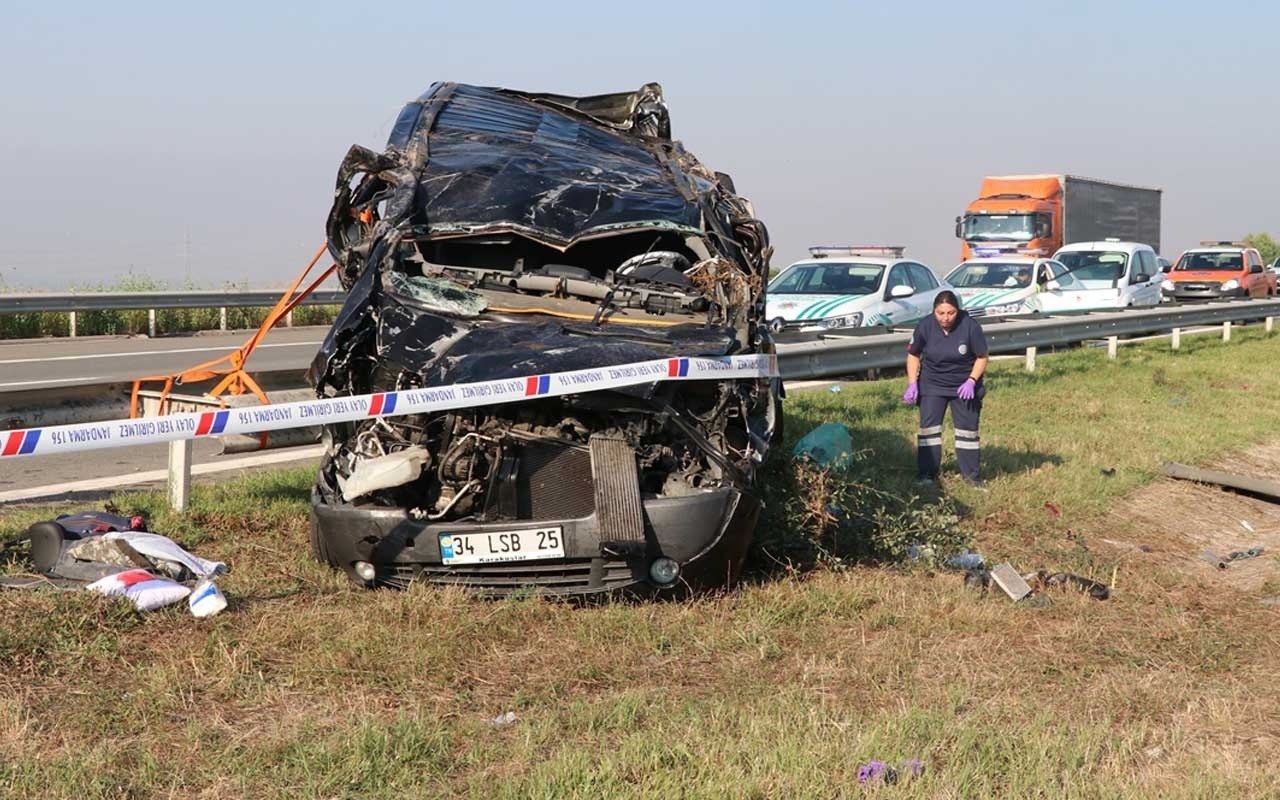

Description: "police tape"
0 354 779 460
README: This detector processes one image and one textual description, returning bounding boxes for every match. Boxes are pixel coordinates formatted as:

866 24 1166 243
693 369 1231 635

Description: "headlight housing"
1221 279 1240 291
1161 280 1175 291
821 312 863 329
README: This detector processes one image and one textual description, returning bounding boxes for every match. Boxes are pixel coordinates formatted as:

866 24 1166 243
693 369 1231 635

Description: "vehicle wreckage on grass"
307 82 781 596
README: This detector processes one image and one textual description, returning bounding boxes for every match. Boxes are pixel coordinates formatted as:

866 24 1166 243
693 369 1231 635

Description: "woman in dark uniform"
901 291 990 486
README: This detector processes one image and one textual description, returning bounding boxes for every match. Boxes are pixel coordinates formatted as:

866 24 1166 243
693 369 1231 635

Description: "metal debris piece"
1163 462 1280 504
990 562 1033 601
1043 572 1111 600
1224 547 1264 563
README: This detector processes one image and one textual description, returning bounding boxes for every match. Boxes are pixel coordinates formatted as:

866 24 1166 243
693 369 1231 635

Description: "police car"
944 256 1086 317
766 246 948 332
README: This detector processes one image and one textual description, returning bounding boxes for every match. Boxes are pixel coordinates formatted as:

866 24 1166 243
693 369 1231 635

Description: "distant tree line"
1244 233 1279 264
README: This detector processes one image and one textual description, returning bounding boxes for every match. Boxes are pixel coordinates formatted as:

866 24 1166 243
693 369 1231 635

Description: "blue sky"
1 0 1275 288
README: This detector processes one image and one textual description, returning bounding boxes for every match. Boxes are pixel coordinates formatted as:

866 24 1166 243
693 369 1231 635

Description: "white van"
1052 240 1163 307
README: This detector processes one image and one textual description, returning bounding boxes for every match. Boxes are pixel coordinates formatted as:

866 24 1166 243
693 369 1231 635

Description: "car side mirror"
889 284 914 299
1134 273 1150 283
1045 279 1062 291
954 216 962 238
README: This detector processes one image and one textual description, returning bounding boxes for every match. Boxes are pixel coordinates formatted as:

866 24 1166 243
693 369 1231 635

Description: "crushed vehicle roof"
325 81 759 290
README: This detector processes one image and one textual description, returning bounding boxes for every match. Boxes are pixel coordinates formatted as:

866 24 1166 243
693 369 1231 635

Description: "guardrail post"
167 439 192 512
286 310 294 328
1171 328 1181 349
1267 316 1274 334
69 311 77 338
220 307 227 331
1025 346 1036 372
1222 321 1231 342
148 309 157 338
1107 336 1118 359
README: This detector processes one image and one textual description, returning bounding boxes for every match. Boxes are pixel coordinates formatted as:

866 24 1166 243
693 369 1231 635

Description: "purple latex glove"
957 378 976 401
902 382 919 404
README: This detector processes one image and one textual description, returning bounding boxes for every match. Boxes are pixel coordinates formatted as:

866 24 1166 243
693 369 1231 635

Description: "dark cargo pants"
916 394 982 481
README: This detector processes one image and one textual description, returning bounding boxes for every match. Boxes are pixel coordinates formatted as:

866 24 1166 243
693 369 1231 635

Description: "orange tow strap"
130 244 338 430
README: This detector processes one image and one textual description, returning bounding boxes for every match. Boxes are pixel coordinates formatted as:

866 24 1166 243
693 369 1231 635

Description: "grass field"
2 327 1280 798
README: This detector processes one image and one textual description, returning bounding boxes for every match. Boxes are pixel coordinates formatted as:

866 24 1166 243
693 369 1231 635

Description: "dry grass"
3 330 1280 796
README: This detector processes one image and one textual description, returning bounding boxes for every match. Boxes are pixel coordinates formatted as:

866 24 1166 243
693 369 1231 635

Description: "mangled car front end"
308 82 780 596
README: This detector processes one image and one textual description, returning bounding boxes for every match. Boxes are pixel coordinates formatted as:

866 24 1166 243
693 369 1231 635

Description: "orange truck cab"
1160 242 1277 301
956 174 1161 262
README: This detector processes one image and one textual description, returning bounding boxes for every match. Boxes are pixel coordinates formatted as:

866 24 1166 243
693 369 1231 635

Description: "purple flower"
857 761 895 784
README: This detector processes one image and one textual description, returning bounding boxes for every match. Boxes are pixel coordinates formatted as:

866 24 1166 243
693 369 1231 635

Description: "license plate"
438 527 564 565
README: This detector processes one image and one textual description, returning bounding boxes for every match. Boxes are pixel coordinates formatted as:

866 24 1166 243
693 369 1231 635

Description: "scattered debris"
1 511 229 617
1101 467 1116 477
490 711 517 727
1044 502 1061 518
1241 520 1255 533
906 544 983 570
1200 547 1265 569
943 551 984 570
188 579 228 618
1225 547 1264 562
793 423 854 470
1163 462 1280 504
1260 597 1280 607
989 563 1034 601
87 569 190 612
827 384 842 394
964 567 1111 601
1042 572 1111 600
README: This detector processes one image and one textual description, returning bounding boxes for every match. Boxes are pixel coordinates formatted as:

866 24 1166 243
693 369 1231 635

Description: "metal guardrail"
0 290 347 314
776 299 1280 379
0 289 349 338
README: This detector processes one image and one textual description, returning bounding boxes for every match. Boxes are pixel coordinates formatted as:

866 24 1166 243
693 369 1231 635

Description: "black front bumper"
310 486 759 597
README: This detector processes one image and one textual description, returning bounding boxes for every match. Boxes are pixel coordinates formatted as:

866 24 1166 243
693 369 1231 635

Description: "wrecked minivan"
307 82 781 596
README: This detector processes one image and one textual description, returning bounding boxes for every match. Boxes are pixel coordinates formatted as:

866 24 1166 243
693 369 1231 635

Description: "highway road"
0 327 328 391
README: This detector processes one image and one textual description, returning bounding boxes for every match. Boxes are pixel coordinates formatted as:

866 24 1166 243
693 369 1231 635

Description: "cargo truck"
956 174 1161 262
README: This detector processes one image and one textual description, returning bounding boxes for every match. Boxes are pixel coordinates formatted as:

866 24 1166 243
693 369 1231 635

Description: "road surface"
0 328 327 391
